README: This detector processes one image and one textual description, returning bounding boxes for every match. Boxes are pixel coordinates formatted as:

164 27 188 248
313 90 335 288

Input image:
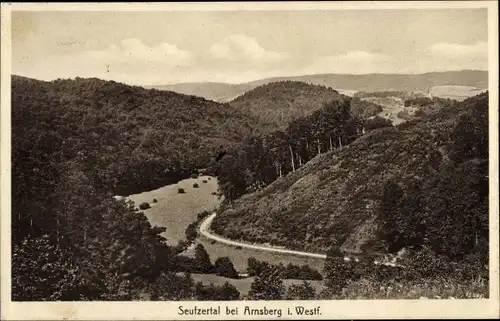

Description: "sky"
11 8 488 85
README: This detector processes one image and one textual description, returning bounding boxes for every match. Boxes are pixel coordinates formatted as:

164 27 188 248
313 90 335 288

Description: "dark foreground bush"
364 116 393 131
139 202 151 210
193 183 199 188
195 281 240 300
178 188 186 194
215 257 239 279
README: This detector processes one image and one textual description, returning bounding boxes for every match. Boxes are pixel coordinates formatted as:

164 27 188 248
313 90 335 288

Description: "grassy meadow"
126 175 221 245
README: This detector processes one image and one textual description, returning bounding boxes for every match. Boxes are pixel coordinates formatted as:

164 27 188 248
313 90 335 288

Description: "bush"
214 257 239 279
211 192 217 195
195 281 240 300
139 202 151 210
152 198 158 203
178 188 185 194
364 116 393 131
286 281 316 300
235 246 242 250
194 244 215 273
208 177 211 180
283 263 323 280
191 173 199 179
193 183 199 188
202 180 208 183
185 222 198 242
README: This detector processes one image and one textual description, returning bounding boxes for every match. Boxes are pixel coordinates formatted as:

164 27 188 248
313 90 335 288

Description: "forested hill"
213 93 489 265
229 81 344 129
12 75 267 300
12 75 263 195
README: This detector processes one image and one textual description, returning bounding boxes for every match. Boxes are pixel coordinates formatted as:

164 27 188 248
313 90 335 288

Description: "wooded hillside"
213 93 489 267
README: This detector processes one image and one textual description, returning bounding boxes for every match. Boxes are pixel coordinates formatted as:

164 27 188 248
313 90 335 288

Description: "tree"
378 181 405 252
214 257 239 279
323 247 353 295
364 116 393 131
12 235 83 301
286 281 316 300
248 265 284 300
194 244 214 273
195 281 240 300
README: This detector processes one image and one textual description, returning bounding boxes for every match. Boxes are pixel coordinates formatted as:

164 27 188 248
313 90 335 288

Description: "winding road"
199 213 404 268
199 213 327 259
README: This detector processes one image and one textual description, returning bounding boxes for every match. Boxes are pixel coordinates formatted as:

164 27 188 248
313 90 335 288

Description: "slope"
229 80 344 129
212 93 489 260
12 75 263 196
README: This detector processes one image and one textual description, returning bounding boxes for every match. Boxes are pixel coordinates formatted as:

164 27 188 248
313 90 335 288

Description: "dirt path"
199 213 327 259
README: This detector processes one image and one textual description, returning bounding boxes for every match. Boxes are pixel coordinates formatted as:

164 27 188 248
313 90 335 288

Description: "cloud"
428 41 487 56
209 34 289 64
303 50 392 74
425 41 488 71
86 38 194 68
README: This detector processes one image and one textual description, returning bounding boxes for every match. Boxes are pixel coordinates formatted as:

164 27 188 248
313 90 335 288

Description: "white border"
1 1 499 320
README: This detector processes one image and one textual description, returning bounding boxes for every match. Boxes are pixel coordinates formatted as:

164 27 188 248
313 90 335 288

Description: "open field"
430 85 488 101
126 176 221 245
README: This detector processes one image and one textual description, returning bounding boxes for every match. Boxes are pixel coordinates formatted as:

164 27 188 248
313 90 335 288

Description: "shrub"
364 116 393 131
202 180 208 183
283 263 323 280
235 246 242 250
211 192 217 195
152 198 158 203
214 257 239 279
194 244 215 273
196 211 211 221
193 183 199 188
323 256 354 294
178 188 185 194
139 202 150 210
208 177 211 180
195 281 240 300
190 173 198 179
185 222 197 242
248 265 284 300
286 281 316 300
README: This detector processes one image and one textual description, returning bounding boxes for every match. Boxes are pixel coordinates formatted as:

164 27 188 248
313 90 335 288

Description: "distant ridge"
147 70 488 102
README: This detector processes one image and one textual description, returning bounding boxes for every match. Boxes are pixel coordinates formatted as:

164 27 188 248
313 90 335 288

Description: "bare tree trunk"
338 136 343 150
329 136 333 151
56 217 60 243
297 153 302 166
289 145 295 172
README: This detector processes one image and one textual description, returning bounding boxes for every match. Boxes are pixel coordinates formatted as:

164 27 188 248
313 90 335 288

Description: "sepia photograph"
1 1 499 320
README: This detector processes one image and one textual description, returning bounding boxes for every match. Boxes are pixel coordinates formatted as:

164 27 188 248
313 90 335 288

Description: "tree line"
214 99 367 201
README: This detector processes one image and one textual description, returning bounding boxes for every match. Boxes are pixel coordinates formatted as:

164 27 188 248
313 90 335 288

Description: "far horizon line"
148 69 488 86
12 68 488 88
